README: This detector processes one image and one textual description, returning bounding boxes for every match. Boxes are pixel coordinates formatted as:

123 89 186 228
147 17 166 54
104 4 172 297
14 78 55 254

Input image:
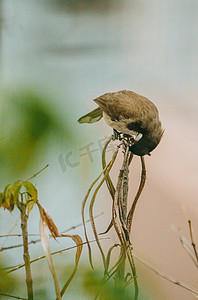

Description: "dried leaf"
99 220 113 236
105 244 120 271
102 136 115 199
37 201 83 297
81 172 104 270
37 201 59 239
60 233 83 296
39 217 62 300
89 149 119 270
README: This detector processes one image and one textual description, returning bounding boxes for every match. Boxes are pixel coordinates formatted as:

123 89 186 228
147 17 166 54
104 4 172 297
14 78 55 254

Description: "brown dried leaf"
37 201 83 297
37 201 59 239
105 244 120 271
60 233 83 296
39 217 62 299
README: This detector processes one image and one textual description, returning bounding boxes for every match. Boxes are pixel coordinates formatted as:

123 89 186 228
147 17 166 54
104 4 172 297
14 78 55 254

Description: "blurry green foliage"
49 0 121 13
0 89 74 181
0 260 16 295
82 268 148 300
0 260 48 299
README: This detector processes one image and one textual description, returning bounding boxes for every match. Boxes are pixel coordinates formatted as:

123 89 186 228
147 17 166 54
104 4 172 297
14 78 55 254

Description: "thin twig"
188 220 198 265
135 254 198 296
172 225 198 268
25 164 49 182
0 234 40 238
0 213 103 252
61 212 103 233
0 293 27 300
7 238 108 273
0 217 19 251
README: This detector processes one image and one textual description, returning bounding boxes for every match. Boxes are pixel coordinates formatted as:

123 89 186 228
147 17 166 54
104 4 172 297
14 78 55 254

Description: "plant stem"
113 144 139 299
18 202 34 300
114 147 130 294
115 249 126 287
127 156 146 233
188 220 198 264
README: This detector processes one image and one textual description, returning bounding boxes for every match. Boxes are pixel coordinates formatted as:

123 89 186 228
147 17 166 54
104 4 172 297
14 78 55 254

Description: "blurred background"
0 0 198 299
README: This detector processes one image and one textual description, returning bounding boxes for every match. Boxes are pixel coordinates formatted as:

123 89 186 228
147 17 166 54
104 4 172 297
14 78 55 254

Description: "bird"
78 90 163 156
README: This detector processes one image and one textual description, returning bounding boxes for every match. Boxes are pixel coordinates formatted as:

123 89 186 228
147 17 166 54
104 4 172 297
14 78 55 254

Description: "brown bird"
78 90 163 156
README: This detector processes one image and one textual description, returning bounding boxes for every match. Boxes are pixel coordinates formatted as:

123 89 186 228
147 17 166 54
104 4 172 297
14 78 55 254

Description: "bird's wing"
94 90 159 124
78 107 103 124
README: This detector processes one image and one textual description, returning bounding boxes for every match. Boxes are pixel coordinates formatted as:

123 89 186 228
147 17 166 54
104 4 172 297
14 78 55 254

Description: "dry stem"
188 220 198 265
17 201 34 300
89 149 119 271
113 145 138 299
127 156 146 233
83 136 147 300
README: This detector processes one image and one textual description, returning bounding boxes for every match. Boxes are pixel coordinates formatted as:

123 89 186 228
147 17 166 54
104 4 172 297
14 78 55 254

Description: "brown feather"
94 90 158 124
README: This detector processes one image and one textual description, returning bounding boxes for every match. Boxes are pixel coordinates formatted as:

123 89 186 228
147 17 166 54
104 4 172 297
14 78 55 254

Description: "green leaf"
1 181 22 212
23 181 38 215
12 180 23 203
0 191 4 206
26 200 35 216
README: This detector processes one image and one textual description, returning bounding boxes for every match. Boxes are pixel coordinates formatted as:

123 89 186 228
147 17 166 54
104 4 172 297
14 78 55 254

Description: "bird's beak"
134 133 143 143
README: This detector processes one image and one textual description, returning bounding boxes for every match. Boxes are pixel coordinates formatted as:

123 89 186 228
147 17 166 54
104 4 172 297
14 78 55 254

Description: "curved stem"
127 156 146 233
81 161 113 269
89 149 119 271
102 136 115 199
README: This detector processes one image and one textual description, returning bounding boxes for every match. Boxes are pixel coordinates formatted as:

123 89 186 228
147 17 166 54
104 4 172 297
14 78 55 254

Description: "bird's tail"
78 107 103 124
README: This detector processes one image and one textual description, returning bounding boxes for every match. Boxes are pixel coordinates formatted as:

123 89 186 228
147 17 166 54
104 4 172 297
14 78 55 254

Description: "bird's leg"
113 129 122 140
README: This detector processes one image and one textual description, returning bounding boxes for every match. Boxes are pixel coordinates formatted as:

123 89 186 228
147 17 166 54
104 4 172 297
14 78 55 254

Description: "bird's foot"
112 129 122 140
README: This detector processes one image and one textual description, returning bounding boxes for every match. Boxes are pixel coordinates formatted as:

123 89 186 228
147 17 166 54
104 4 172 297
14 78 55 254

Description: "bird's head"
129 134 162 156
